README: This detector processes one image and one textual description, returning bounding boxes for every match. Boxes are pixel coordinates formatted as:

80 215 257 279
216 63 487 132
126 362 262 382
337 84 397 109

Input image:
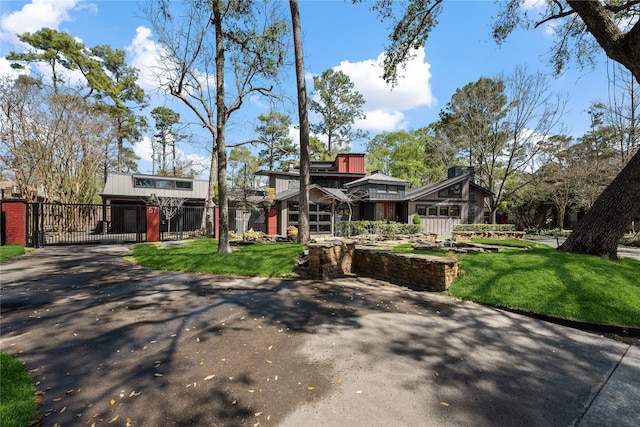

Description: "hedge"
337 221 421 238
454 223 516 232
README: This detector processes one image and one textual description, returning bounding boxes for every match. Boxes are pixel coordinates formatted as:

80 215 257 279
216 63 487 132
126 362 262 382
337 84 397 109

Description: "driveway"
1 245 638 426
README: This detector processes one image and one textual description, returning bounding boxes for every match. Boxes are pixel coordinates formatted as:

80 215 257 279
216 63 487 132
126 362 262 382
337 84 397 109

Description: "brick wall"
307 240 458 292
1 199 27 246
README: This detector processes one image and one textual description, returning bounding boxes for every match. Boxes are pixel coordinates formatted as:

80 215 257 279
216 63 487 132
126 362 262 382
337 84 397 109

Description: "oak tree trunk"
559 147 640 259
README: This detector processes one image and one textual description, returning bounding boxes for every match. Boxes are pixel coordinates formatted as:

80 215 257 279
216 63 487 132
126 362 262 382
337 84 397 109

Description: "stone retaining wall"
307 240 458 292
453 231 526 241
307 240 355 281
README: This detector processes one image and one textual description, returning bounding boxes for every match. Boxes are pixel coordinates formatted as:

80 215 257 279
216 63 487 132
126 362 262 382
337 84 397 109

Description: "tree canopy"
310 68 368 155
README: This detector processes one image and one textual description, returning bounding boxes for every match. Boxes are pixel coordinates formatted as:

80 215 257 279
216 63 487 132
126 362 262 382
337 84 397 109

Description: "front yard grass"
0 353 38 427
450 246 640 327
467 238 551 249
0 245 25 262
129 239 303 277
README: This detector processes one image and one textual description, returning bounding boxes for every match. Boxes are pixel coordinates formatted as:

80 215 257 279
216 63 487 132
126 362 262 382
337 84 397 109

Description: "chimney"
448 166 475 180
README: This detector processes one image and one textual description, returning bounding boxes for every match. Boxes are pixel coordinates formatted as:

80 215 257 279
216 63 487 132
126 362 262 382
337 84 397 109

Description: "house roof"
405 173 492 201
101 173 209 200
273 184 349 203
343 170 409 188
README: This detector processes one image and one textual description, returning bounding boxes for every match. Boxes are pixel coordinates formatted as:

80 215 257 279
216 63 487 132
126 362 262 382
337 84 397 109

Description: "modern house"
258 154 492 237
99 154 491 238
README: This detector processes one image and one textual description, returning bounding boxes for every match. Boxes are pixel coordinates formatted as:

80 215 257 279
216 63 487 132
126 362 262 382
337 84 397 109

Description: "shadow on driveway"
1 245 637 426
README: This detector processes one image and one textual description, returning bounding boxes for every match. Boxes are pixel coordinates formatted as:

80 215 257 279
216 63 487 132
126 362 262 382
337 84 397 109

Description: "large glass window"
288 202 332 233
134 178 155 187
438 183 462 198
133 177 193 191
175 181 193 189
423 205 461 218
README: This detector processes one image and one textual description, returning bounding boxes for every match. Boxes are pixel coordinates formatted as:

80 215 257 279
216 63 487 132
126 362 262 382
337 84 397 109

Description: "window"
155 180 173 189
175 181 193 190
133 177 193 191
134 178 155 188
416 205 427 216
287 202 331 233
423 205 461 218
438 183 462 198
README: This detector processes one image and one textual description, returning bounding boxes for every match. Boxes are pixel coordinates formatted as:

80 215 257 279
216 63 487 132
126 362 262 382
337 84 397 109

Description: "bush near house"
454 224 516 232
337 220 421 238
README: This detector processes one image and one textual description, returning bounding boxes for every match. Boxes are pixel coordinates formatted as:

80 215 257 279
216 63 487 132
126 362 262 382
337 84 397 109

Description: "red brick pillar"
266 208 278 235
146 205 160 242
1 199 27 246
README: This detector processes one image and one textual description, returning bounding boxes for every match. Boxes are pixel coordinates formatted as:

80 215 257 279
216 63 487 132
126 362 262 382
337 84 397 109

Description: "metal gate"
160 205 210 241
26 203 147 247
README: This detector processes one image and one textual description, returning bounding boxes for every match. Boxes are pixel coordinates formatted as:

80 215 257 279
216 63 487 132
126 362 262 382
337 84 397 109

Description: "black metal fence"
26 203 147 247
160 205 211 241
22 203 268 246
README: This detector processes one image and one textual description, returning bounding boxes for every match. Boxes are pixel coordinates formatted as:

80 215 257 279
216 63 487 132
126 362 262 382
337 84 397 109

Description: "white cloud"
0 58 30 80
0 0 83 46
135 136 154 163
332 47 435 132
355 110 407 132
126 26 164 91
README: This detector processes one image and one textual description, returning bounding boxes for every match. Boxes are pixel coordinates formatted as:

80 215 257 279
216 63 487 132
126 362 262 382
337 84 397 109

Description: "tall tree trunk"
214 0 231 253
559 147 640 259
290 0 310 244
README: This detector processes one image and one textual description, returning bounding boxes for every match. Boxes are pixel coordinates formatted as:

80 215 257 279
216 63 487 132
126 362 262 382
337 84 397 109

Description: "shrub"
454 223 516 232
244 228 265 241
412 213 421 225
337 221 420 238
620 234 640 248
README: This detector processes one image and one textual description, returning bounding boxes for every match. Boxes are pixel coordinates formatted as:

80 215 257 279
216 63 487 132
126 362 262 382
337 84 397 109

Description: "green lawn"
467 238 551 249
0 353 38 427
450 247 640 327
392 243 454 256
129 239 303 277
0 245 25 262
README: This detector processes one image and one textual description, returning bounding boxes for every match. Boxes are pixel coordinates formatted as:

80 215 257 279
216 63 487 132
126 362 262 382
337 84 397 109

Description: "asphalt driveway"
1 245 638 426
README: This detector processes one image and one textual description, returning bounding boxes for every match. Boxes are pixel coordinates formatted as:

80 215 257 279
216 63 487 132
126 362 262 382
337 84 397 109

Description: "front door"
375 203 396 221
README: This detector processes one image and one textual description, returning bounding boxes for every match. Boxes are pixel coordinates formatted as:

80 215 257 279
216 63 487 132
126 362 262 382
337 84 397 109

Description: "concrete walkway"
1 245 638 426
526 237 640 260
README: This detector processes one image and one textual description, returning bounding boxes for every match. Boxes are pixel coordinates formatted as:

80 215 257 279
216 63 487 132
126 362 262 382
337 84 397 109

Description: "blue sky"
1 0 616 178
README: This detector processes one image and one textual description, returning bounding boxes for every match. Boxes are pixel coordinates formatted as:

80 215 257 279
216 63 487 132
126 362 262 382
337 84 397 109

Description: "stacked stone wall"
307 240 355 281
453 231 526 241
307 240 458 292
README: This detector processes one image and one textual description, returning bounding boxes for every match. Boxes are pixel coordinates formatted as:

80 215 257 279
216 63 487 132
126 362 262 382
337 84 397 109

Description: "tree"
228 146 259 192
0 77 111 205
150 106 182 176
255 110 297 170
366 129 451 187
309 135 333 161
290 0 311 244
309 69 368 155
90 45 148 176
366 0 640 258
147 0 288 252
7 28 88 94
591 65 639 167
7 30 148 179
